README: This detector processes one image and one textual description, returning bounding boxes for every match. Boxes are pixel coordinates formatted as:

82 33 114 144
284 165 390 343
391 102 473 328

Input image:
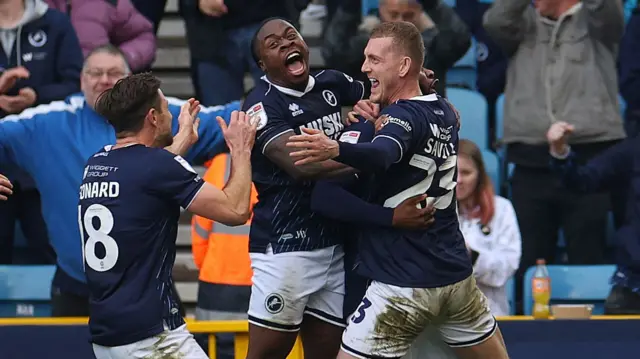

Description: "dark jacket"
619 8 640 136
322 0 471 95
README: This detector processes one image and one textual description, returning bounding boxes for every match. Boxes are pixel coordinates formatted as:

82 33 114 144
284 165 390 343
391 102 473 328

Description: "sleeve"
311 178 394 227
583 0 625 47
149 151 206 209
113 0 157 71
371 107 418 163
0 103 56 168
242 98 293 154
168 98 240 165
32 18 82 104
322 69 370 106
549 139 633 193
482 0 535 56
423 2 472 71
619 10 640 107
338 118 376 144
470 198 521 288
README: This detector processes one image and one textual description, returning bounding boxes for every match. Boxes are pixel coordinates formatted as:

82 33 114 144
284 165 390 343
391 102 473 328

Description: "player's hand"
0 66 30 94
199 0 227 17
0 174 13 201
287 128 339 165
392 194 436 229
546 121 574 156
0 87 36 114
217 110 257 155
419 68 438 95
443 97 461 130
177 98 201 146
348 100 380 124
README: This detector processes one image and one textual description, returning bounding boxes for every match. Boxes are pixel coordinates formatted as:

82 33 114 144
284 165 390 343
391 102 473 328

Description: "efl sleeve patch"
339 130 361 144
246 102 268 130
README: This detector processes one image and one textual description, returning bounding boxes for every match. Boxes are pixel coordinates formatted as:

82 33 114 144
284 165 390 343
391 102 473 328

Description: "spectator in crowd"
0 44 239 316
191 155 257 359
323 0 471 95
45 0 156 73
619 3 640 137
0 0 82 265
483 0 626 311
547 122 640 314
180 0 306 105
301 0 327 20
457 139 521 316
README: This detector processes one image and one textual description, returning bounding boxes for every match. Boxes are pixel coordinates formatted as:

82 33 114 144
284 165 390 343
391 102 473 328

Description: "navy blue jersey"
357 94 473 288
242 70 367 253
78 144 204 346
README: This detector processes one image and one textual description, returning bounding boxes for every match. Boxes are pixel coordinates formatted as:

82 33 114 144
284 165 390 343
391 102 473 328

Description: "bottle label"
532 278 549 293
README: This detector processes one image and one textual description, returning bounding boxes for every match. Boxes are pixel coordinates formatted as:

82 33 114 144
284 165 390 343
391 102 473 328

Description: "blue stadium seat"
505 277 515 315
619 94 626 117
523 265 616 315
447 88 488 149
361 0 379 16
0 265 55 317
481 149 500 189
447 38 477 90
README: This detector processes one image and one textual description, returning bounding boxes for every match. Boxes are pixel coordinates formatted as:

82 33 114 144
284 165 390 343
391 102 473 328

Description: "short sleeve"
372 106 419 163
149 151 205 209
243 100 292 154
320 69 368 106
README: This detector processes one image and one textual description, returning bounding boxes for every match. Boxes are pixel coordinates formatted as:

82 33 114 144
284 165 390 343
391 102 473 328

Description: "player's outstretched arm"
188 111 256 226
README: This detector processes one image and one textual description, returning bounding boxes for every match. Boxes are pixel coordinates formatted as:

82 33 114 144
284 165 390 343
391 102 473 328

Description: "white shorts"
92 324 207 359
342 276 497 359
248 244 345 332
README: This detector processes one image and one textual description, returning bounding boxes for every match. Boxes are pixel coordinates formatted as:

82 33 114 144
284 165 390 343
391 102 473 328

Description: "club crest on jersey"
265 293 285 314
247 102 268 130
322 90 337 106
289 103 304 117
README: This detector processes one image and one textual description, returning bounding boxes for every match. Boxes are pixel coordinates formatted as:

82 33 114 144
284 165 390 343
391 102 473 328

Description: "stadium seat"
446 38 477 90
0 265 56 317
619 94 626 117
447 87 488 149
505 276 515 315
522 265 616 316
481 149 500 189
361 0 379 16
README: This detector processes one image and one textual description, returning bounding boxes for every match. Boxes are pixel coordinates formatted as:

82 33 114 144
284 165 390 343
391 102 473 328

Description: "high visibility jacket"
191 155 257 287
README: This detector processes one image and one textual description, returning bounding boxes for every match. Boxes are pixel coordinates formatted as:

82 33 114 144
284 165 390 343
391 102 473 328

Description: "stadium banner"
0 317 639 359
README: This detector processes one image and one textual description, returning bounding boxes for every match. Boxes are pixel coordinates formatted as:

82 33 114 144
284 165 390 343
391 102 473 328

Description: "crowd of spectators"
1 0 639 331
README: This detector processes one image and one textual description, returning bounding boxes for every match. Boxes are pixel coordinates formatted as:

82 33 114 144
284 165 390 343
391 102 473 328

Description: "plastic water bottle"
532 258 551 319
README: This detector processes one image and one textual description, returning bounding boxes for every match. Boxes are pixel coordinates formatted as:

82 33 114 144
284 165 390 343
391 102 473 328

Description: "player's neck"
113 134 153 149
267 75 309 92
387 81 422 105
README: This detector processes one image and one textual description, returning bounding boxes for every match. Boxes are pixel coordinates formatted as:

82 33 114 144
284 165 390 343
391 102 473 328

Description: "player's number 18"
78 204 119 272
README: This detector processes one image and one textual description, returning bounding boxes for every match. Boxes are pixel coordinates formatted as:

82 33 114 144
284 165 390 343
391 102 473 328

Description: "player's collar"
409 94 438 102
261 75 316 97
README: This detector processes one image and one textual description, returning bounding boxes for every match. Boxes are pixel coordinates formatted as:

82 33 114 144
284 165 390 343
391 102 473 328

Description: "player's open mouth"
285 51 306 76
369 78 379 89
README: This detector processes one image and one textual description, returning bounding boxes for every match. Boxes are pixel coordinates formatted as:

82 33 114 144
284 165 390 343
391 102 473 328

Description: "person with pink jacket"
45 0 156 72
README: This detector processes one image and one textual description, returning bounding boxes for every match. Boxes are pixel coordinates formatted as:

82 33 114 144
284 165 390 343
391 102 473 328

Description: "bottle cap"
536 258 546 265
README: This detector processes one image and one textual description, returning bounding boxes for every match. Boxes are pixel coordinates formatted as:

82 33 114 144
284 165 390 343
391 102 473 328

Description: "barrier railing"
2 316 640 359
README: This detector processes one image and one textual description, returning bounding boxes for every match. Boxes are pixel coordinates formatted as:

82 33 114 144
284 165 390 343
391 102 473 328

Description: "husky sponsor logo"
299 111 343 139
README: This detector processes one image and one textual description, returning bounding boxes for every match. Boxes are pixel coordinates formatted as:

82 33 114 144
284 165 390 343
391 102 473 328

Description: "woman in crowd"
457 139 521 316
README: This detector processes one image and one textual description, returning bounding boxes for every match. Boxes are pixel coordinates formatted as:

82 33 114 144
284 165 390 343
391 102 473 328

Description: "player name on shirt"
242 70 367 254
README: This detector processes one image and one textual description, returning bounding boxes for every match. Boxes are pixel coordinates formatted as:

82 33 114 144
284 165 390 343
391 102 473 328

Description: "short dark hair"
94 72 162 136
370 21 425 75
250 17 296 65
